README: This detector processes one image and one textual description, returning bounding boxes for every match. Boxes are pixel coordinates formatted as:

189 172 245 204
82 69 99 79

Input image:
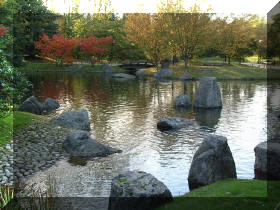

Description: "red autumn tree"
0 27 8 37
35 34 80 65
80 35 113 65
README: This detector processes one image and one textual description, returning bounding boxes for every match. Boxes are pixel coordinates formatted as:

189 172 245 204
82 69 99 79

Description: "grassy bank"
142 61 278 80
17 62 124 72
156 179 280 210
0 111 40 147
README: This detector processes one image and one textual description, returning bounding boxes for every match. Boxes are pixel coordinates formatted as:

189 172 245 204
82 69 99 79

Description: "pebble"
0 121 71 186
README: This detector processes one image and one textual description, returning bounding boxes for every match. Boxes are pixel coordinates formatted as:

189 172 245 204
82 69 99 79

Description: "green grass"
185 179 267 197
0 111 40 147
155 179 280 210
142 61 280 79
17 62 124 72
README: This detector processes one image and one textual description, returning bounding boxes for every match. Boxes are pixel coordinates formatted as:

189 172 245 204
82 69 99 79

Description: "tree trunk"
184 54 189 71
224 55 227 63
172 55 176 65
228 57 231 65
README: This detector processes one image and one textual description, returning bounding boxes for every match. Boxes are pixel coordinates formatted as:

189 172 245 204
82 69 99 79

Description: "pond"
25 72 278 197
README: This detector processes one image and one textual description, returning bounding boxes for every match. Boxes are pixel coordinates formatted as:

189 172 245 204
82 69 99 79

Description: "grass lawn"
155 179 280 210
17 62 125 72
0 111 40 147
142 61 274 79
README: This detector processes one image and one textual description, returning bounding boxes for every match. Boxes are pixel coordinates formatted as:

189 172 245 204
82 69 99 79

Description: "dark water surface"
26 72 279 196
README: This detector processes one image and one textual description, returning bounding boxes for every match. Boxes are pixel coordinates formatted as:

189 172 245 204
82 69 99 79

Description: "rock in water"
42 98 60 113
63 131 121 157
102 64 114 74
112 73 136 79
194 77 222 108
17 96 43 114
174 94 192 107
157 117 195 131
154 69 172 78
108 171 173 210
51 109 91 131
254 141 280 179
188 135 236 190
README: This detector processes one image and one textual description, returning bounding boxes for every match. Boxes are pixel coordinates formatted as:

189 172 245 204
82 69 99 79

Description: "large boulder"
63 131 121 158
42 98 60 113
157 117 196 131
194 77 222 108
173 94 192 107
17 96 43 114
254 141 280 180
154 68 172 78
51 109 91 131
112 73 136 79
108 171 173 210
188 135 237 190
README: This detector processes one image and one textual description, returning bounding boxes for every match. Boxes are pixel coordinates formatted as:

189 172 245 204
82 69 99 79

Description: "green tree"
3 0 58 66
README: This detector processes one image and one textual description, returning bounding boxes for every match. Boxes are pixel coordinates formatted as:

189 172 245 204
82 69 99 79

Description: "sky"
45 0 279 17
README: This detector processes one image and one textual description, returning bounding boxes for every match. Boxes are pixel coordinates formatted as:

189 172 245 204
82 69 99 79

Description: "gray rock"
157 117 196 131
194 77 222 108
108 171 172 210
102 64 114 74
112 73 136 79
154 69 172 78
17 96 43 114
179 73 194 81
63 131 122 158
188 135 236 190
42 98 60 113
254 141 280 179
174 94 192 108
51 109 91 131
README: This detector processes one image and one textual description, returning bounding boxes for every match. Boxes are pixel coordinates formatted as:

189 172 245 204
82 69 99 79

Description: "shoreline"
19 69 280 81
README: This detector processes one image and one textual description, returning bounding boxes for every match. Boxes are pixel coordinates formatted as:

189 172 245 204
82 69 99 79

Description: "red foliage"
35 34 80 64
80 35 113 62
0 27 8 37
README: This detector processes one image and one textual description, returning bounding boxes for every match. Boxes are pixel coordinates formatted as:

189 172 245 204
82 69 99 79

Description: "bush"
0 50 32 118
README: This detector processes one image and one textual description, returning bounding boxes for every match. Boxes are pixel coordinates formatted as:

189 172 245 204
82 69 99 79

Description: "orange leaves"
80 35 112 57
35 34 114 64
35 34 79 64
0 27 8 37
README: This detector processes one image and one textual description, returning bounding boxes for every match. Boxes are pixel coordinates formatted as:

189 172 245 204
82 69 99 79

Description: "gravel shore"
0 119 73 186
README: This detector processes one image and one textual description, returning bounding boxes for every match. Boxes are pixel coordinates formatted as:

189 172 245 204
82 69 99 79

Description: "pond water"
25 72 279 197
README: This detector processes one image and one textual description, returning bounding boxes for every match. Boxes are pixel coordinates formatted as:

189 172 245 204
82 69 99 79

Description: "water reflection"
194 108 222 129
25 72 277 196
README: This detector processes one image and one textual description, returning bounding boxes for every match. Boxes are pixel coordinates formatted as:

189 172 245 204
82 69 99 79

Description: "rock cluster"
18 96 60 114
0 144 13 186
3 122 70 185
